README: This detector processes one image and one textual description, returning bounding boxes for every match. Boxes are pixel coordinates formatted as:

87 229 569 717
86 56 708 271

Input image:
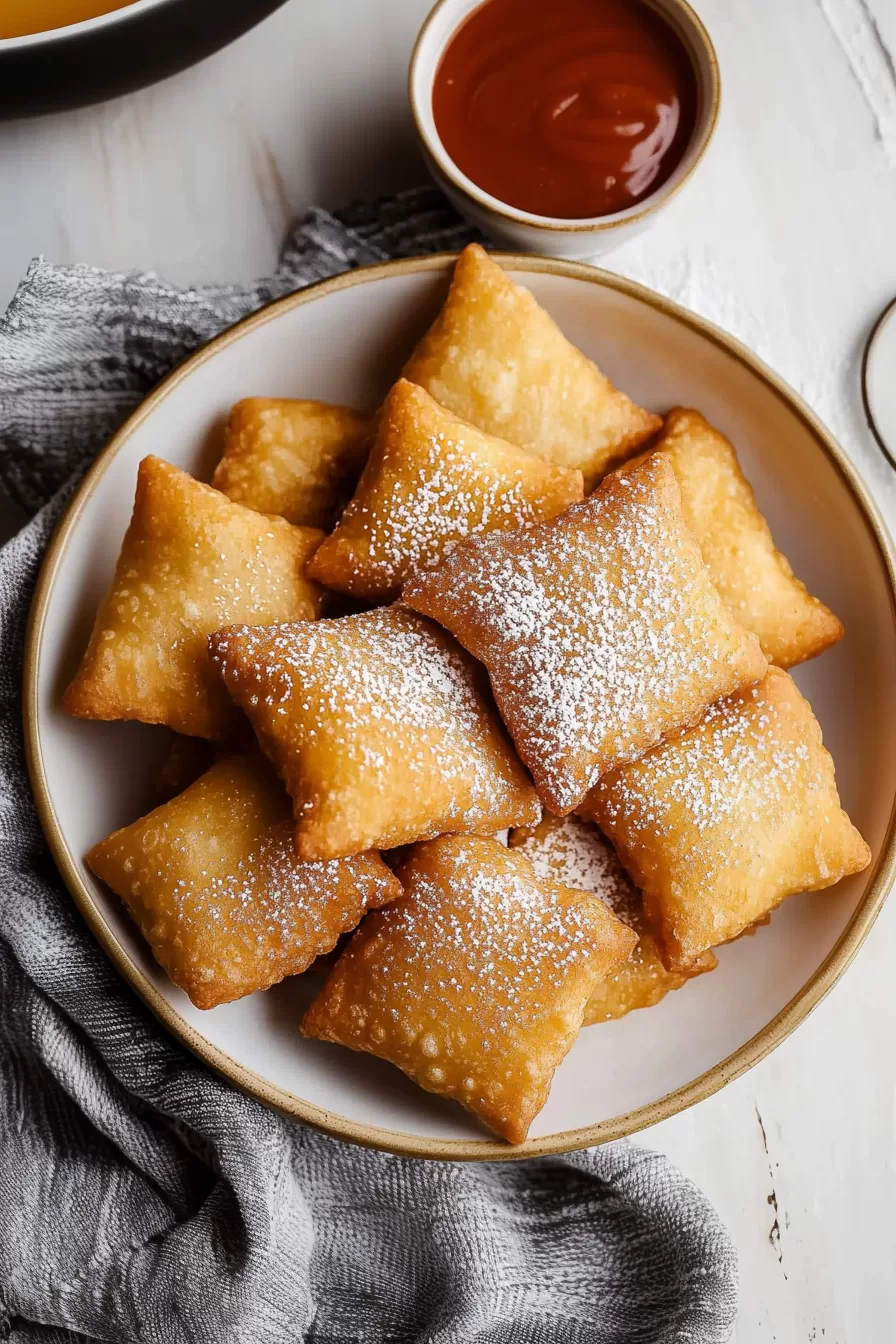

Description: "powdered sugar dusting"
370 839 602 1038
210 606 535 838
91 754 397 1004
510 815 642 930
593 671 846 898
406 456 764 811
346 431 542 587
139 816 374 951
598 681 812 845
67 455 324 739
312 379 581 601
509 815 715 1023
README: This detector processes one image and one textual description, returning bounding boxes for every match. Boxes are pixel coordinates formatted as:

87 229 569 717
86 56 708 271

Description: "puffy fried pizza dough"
87 753 400 1009
212 397 371 529
509 814 715 1023
405 453 768 814
638 409 844 667
208 606 540 862
64 457 325 740
213 395 370 526
302 834 637 1143
402 244 660 489
307 379 583 603
588 668 871 970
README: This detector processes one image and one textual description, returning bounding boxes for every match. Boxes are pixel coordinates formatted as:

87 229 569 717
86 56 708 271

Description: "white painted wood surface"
1 1 895 1337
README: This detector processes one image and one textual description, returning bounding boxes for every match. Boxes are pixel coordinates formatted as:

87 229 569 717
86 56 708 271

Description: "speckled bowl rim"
408 0 722 234
24 252 896 1161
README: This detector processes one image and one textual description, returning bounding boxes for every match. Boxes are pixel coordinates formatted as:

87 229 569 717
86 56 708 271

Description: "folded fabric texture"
0 187 738 1344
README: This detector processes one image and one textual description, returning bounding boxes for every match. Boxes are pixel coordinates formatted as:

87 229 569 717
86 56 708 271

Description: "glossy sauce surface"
432 0 698 220
0 0 132 38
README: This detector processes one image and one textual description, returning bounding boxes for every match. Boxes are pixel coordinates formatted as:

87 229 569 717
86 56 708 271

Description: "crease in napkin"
0 186 738 1344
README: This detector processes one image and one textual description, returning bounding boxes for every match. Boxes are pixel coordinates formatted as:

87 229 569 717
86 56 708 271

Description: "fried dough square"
64 456 325 739
212 397 371 529
405 453 768 814
86 753 401 1009
306 379 583 603
587 668 871 970
208 606 540 862
508 814 715 1022
402 244 661 489
639 409 844 667
302 834 637 1143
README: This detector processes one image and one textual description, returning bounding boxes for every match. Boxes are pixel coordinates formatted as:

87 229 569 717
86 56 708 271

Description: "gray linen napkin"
0 187 738 1344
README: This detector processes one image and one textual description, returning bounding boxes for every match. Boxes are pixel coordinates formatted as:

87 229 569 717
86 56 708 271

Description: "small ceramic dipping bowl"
0 0 289 119
409 0 720 259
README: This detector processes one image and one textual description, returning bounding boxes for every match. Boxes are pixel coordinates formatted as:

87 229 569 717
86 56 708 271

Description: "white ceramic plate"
25 255 896 1160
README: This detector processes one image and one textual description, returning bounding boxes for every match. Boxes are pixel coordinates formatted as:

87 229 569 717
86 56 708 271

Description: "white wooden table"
2 1 896 1337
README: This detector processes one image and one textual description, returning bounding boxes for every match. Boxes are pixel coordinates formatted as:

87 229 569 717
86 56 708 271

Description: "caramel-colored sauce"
0 0 133 39
432 0 698 220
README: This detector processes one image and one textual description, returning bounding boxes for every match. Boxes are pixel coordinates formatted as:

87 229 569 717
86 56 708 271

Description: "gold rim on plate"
23 253 896 1162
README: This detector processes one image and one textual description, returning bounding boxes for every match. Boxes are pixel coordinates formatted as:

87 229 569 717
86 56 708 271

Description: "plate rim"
23 250 896 1162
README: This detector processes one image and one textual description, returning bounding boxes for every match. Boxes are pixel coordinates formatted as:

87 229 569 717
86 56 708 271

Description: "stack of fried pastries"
70 244 870 1144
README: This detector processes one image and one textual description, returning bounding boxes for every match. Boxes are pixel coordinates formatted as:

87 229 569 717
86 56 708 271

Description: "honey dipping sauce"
0 0 132 38
432 0 698 220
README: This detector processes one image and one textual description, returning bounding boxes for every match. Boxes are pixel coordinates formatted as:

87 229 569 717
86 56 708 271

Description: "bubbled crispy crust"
212 397 372 530
63 456 325 740
87 753 401 1009
307 379 583 603
405 453 768 815
508 814 716 1023
588 668 872 970
208 606 540 862
637 409 844 667
402 244 661 490
302 834 638 1143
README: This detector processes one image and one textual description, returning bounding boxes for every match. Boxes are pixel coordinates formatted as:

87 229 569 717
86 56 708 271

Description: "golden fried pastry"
208 605 540 862
87 753 401 1009
632 409 843 666
405 453 768 814
64 456 325 740
302 834 637 1143
509 814 715 1022
212 397 371 529
587 668 871 970
307 380 583 603
402 244 660 489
